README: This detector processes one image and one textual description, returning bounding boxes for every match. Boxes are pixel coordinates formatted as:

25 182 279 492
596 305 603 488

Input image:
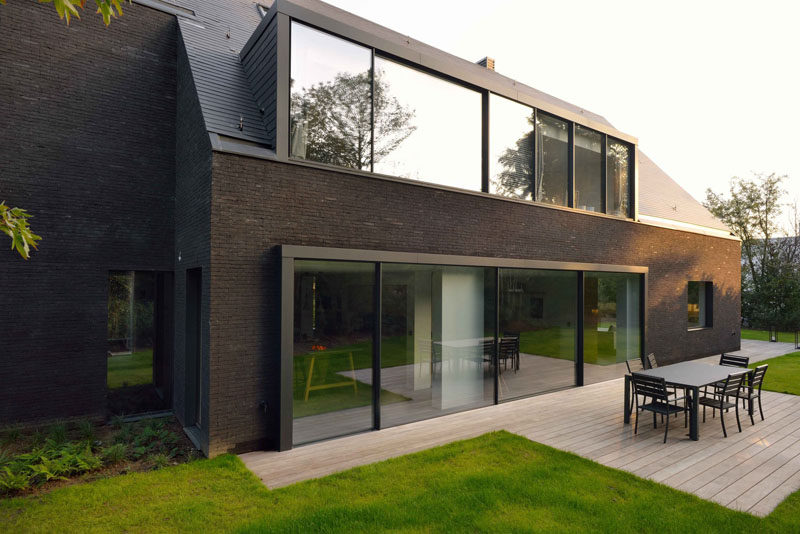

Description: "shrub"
0 427 21 447
102 443 128 464
48 423 68 445
0 467 30 494
148 453 170 470
76 420 95 442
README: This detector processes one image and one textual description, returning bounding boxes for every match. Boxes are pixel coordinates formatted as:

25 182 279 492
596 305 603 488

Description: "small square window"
688 281 713 329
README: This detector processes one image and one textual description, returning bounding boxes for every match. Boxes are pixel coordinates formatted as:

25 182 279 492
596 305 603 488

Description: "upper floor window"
489 94 535 200
290 22 372 170
607 138 632 217
535 113 569 207
574 125 603 213
372 57 482 191
287 21 634 216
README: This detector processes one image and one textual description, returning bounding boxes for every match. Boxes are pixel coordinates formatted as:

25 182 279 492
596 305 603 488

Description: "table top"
636 361 749 388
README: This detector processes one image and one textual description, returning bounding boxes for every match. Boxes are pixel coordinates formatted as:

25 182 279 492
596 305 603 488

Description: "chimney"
477 57 495 71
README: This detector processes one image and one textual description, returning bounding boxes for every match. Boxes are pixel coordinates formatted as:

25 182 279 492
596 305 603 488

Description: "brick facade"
0 2 176 424
208 154 741 454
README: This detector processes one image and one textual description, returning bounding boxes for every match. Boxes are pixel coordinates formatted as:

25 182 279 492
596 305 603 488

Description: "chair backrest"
720 354 749 368
626 356 644 374
631 373 669 402
646 353 658 369
482 339 496 357
499 337 516 351
722 371 748 397
751 364 768 390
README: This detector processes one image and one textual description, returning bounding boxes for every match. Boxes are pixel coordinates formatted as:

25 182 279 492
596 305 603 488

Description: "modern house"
0 0 741 456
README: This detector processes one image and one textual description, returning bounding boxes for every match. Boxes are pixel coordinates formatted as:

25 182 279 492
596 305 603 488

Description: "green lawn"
741 329 797 343
2 431 799 533
106 350 153 389
520 327 618 366
749 351 800 396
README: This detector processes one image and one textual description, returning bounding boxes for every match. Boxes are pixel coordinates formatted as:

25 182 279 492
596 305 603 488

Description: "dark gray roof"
163 0 730 236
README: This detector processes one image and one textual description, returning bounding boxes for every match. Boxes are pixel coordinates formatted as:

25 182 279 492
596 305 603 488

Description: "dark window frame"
688 280 714 330
278 245 648 450
286 19 637 219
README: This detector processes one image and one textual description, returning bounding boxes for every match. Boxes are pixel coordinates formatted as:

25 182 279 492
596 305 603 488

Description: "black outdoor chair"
498 337 518 373
630 372 691 443
735 365 768 425
646 352 658 369
699 371 748 437
720 354 749 368
503 332 521 371
625 356 645 415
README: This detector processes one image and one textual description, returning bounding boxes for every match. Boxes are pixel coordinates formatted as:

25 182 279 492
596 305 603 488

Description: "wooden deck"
241 340 800 517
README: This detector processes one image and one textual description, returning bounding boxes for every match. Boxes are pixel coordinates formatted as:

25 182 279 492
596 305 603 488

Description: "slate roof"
160 0 732 236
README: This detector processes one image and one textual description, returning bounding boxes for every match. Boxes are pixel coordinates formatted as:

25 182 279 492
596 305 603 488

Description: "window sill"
687 326 712 332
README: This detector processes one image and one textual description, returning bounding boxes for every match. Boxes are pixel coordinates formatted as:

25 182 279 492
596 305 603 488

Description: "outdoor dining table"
623 360 743 440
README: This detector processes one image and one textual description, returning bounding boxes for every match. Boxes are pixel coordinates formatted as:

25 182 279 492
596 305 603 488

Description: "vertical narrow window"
488 94 535 200
607 138 632 217
372 57 482 190
535 113 569 206
688 281 713 328
574 125 603 212
290 22 372 169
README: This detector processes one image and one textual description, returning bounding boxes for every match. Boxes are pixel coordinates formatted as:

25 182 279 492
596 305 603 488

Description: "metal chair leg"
664 412 669 443
720 408 727 438
735 401 742 433
758 395 764 421
749 397 755 426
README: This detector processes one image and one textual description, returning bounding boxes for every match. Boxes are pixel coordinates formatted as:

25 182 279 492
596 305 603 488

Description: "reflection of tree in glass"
607 141 630 214
290 70 416 170
492 113 534 199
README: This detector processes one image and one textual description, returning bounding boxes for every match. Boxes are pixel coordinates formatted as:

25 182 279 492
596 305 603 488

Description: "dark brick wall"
173 30 213 453
208 154 741 454
0 2 177 424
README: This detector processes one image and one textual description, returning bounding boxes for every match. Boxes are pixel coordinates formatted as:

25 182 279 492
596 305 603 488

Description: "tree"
704 173 800 330
290 70 416 171
1 201 41 260
0 0 127 26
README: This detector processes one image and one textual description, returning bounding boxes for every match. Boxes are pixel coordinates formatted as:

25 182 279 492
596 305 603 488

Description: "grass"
741 329 797 343
520 327 618 366
107 350 153 389
749 351 800 396
2 431 799 533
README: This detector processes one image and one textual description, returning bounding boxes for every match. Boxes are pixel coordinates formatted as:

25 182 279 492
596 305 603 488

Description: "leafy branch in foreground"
0 0 128 26
1 201 42 260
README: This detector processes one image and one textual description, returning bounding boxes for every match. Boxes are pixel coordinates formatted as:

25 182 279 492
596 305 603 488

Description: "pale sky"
327 0 800 211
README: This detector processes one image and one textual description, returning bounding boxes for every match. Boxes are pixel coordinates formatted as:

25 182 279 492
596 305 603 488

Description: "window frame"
687 280 714 330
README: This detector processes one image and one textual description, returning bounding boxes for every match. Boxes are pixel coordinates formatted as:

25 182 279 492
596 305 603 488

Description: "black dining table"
623 361 746 440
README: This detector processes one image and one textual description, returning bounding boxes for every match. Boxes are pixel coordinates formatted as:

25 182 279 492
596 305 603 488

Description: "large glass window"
290 22 372 169
489 95 535 200
607 138 632 217
535 113 569 206
372 57 482 190
292 260 375 445
688 281 712 328
380 264 494 427
583 272 641 384
498 269 577 399
574 125 603 213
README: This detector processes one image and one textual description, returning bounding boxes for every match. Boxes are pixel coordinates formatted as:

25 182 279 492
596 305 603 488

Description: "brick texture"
0 2 176 424
208 155 741 454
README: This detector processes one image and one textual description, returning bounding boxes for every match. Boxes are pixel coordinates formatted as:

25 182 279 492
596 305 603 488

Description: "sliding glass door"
292 260 375 445
498 269 577 400
287 257 643 445
380 264 495 427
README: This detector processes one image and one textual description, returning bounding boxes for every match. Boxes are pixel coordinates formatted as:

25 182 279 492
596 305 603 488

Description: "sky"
326 0 800 210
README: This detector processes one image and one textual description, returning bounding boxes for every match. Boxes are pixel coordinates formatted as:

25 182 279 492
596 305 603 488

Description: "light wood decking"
241 341 800 516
